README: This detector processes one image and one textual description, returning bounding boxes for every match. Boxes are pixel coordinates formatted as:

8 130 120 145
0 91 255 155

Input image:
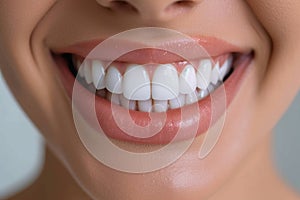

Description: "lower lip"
55 54 252 144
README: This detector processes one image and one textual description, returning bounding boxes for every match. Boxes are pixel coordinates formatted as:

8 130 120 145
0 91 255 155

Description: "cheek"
246 0 300 42
0 0 57 101
246 0 300 127
0 1 57 51
0 0 73 151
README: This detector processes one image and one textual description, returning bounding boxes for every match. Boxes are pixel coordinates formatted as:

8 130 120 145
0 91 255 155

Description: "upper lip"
53 36 249 64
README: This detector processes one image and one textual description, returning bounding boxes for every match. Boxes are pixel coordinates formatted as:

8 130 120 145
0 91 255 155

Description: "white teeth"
83 60 93 84
138 100 152 112
179 65 197 94
152 64 179 100
120 95 136 110
75 54 234 112
197 59 212 90
123 65 151 101
92 60 106 90
210 62 220 85
105 66 123 94
220 55 233 80
185 91 198 105
153 100 168 112
169 94 185 109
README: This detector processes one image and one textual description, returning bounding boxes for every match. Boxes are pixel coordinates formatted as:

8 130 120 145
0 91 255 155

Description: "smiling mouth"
63 52 236 112
53 36 254 144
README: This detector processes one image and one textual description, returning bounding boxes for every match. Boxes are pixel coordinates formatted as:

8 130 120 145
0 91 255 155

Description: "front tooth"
152 64 179 100
179 65 197 94
105 66 122 94
83 60 93 84
120 95 136 110
169 94 185 109
138 100 152 112
153 100 168 112
185 91 198 105
92 60 106 89
123 65 151 100
219 55 233 80
197 59 212 90
210 62 220 85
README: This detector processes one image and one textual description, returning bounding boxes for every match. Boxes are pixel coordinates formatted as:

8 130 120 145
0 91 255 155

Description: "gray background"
0 71 299 199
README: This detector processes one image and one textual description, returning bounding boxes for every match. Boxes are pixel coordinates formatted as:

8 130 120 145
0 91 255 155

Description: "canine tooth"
153 100 168 112
185 91 198 105
197 59 212 90
210 62 220 85
105 66 122 94
138 100 152 112
152 64 179 100
83 60 93 84
123 65 151 100
169 94 185 109
120 95 136 110
179 65 197 94
219 55 233 80
92 60 106 89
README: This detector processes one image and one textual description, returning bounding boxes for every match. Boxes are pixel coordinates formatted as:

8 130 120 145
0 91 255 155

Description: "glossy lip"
53 37 253 144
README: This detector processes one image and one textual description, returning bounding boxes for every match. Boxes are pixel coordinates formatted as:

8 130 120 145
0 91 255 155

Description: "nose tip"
96 0 200 22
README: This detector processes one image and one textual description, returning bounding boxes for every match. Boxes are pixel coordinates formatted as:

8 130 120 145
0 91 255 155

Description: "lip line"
71 53 233 76
72 52 233 68
53 36 250 64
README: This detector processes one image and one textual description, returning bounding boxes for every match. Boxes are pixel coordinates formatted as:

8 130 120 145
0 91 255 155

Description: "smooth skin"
0 0 300 199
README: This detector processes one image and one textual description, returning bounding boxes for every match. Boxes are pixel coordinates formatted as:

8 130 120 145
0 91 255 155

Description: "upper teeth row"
76 56 233 101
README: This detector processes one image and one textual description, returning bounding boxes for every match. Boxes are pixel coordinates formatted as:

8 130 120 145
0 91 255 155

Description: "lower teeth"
91 81 223 112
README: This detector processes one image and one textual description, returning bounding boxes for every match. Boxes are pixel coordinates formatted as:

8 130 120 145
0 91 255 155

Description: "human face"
0 0 300 199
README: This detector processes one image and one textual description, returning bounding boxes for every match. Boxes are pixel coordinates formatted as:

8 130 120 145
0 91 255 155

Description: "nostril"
96 0 200 21
165 0 197 13
110 0 138 12
174 0 196 7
